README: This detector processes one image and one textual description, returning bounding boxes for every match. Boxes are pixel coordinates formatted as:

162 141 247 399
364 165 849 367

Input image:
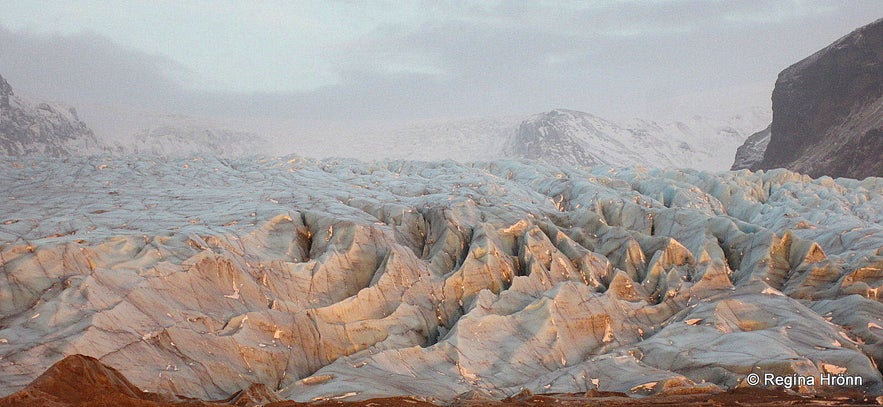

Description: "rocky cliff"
750 18 883 179
731 125 770 170
0 74 104 156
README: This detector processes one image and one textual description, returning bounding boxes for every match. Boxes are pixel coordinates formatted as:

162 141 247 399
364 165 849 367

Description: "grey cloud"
0 26 191 111
1 1 881 127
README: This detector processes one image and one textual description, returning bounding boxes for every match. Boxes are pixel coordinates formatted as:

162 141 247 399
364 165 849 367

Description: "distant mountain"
0 74 268 158
746 18 883 179
731 125 770 170
80 106 271 157
102 108 767 167
504 108 769 171
0 74 104 156
110 124 269 157
296 108 768 170
2 71 767 167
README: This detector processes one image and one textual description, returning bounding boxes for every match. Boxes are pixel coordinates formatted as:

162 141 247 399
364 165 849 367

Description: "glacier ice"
0 155 880 401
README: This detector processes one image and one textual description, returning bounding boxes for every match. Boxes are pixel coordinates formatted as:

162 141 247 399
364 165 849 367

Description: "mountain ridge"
2 73 769 170
0 74 270 158
504 108 768 171
0 74 104 156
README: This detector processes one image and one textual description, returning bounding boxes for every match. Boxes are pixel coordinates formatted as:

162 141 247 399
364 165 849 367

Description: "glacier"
0 155 880 401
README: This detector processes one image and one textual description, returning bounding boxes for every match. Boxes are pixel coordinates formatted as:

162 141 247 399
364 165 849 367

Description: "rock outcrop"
731 125 770 170
750 18 883 179
0 354 218 406
0 155 881 402
0 74 104 156
0 76 12 109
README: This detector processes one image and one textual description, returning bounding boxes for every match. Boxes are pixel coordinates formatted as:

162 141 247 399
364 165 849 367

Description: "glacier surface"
0 155 880 401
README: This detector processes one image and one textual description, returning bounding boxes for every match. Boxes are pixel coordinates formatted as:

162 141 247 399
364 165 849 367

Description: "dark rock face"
752 18 883 179
0 75 12 109
731 124 770 170
0 74 103 156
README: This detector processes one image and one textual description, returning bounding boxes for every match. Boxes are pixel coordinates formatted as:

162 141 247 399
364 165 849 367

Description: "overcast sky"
0 1 880 126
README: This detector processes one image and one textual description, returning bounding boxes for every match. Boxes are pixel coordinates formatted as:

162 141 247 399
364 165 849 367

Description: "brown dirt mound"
0 355 210 407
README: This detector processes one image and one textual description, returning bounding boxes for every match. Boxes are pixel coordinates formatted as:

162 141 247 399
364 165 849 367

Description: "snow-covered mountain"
3 70 768 169
0 74 104 156
277 107 768 171
77 105 271 157
504 108 770 171
108 124 268 157
0 77 269 158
